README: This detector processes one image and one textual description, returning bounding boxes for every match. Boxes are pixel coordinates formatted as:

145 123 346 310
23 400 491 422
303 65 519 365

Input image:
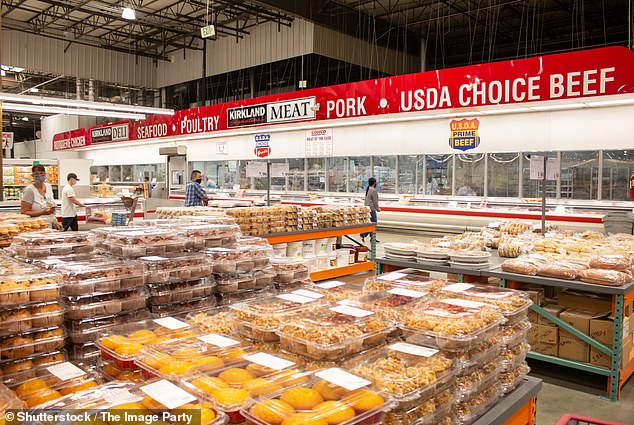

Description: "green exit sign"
200 25 216 39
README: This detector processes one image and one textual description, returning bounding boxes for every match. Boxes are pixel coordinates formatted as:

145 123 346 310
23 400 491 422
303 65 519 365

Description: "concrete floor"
353 230 634 424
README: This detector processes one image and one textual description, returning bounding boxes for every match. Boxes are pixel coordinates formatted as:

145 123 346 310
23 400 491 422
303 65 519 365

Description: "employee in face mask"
21 164 62 229
185 170 209 207
61 173 87 231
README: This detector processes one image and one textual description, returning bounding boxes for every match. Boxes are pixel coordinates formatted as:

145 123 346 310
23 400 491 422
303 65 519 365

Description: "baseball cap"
67 173 80 181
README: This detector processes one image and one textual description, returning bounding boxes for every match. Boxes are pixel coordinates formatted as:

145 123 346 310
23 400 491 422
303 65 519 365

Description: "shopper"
21 164 62 229
361 177 380 242
185 170 208 207
144 176 153 198
61 173 86 231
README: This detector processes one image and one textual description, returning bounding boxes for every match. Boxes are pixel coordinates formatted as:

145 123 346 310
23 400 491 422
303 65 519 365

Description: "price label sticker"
389 342 439 357
153 317 190 330
140 380 196 410
292 289 324 299
440 298 487 309
140 256 168 261
243 353 295 371
316 368 371 391
329 305 374 318
103 389 143 405
198 333 240 348
46 362 86 381
444 283 475 293
388 288 426 298
378 272 407 281
276 293 315 304
316 281 346 289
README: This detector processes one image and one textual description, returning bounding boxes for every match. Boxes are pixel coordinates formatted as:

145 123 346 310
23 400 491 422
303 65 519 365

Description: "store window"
522 152 557 198
561 151 598 200
91 166 109 183
455 154 485 196
109 165 122 182
425 155 453 196
603 150 634 201
373 156 396 194
236 160 249 190
288 159 305 191
122 165 134 182
398 155 419 194
327 157 348 192
307 158 325 192
349 157 371 193
487 153 520 198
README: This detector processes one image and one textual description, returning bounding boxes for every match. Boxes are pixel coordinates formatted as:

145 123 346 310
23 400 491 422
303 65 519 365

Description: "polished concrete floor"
348 230 634 424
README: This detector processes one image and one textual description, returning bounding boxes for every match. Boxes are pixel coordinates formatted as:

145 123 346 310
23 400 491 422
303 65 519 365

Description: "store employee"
61 173 87 231
185 170 208 207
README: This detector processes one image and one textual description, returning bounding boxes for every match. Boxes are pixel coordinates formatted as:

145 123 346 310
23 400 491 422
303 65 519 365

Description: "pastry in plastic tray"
304 281 366 303
271 257 309 284
499 362 530 395
453 384 500 425
57 260 146 296
401 299 504 351
500 258 540 275
499 342 530 372
278 305 392 360
67 342 100 364
149 296 217 316
499 321 531 348
364 269 446 293
499 222 530 235
447 334 502 374
237 236 270 246
12 231 93 247
97 359 144 383
383 388 453 425
3 361 101 407
217 287 276 307
0 302 64 336
140 252 213 284
215 273 257 293
0 271 60 307
241 368 392 425
105 229 187 257
0 328 65 360
172 224 239 249
351 290 426 325
254 269 275 289
31 379 228 425
208 247 256 274
230 294 326 343
64 288 147 320
578 268 632 286
454 361 500 403
536 262 582 280
0 351 66 377
148 279 215 305
186 307 235 335
67 309 150 344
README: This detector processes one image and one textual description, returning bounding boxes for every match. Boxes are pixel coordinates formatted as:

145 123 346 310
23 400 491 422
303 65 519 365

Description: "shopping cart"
555 415 630 425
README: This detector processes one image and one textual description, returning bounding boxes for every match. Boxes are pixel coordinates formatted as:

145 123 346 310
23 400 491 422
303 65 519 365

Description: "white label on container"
243 353 295 371
140 256 168 261
389 342 439 358
444 283 475 293
140 379 196 410
388 288 426 298
378 272 407 281
330 305 374 318
103 388 143 405
198 333 240 348
316 368 371 391
440 298 486 309
316 281 346 289
153 317 190 330
46 362 86 381
292 289 324 299
276 293 315 304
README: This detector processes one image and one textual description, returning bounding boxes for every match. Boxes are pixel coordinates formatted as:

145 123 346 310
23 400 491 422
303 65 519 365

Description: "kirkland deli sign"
90 123 129 144
227 97 316 128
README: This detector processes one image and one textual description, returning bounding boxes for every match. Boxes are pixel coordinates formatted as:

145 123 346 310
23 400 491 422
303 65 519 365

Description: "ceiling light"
585 99 634 107
529 104 585 111
0 70 5 77
122 7 136 20
1 65 24 73
29 88 39 93
1 103 145 120
21 117 29 121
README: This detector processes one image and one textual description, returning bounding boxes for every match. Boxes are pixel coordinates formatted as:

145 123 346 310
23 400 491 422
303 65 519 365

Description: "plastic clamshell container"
3 361 101 407
0 327 65 360
0 271 60 308
454 361 500 403
453 386 501 425
30 379 228 425
0 382 26 418
237 236 270 246
96 317 200 370
139 253 213 284
97 359 144 383
63 288 147 321
105 229 187 258
11 231 95 258
0 351 66 376
207 247 253 274
499 321 531 348
135 335 249 380
148 279 215 306
66 310 149 344
185 307 236 335
365 269 447 294
0 302 64 337
499 362 530 395
499 342 530 373
277 305 393 360
270 257 310 284
254 269 275 289
345 342 454 411
149 297 217 316
174 223 239 249
183 350 313 424
349 289 428 326
438 283 532 324
305 281 367 303
231 295 327 343
447 335 502 375
240 368 395 425
67 342 100 364
383 388 453 425
57 260 146 296
400 299 505 352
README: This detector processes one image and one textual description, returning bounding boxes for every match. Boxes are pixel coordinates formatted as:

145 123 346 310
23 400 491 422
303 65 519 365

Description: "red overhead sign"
53 46 634 151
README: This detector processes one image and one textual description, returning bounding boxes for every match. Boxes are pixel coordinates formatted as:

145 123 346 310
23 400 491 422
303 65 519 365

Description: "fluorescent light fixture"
21 116 29 121
0 93 173 115
122 7 136 20
1 65 24 73
529 103 585 111
29 88 39 93
585 99 634 107
482 107 532 115
1 102 146 120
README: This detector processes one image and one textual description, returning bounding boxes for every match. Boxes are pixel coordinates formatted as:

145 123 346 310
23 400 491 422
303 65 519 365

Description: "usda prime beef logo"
227 97 316 128
254 134 271 158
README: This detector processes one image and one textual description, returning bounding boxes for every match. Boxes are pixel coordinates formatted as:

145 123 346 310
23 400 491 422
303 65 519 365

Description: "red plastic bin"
555 415 630 425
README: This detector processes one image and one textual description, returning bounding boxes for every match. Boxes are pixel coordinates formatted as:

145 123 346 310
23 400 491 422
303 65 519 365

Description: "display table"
262 224 376 281
376 255 634 401
474 376 541 425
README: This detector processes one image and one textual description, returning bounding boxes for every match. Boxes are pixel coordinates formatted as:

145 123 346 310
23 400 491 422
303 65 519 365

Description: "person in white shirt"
61 173 86 231
21 164 62 229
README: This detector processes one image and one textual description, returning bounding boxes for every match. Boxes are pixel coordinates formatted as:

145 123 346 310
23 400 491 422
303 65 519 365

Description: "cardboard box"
534 341 558 356
527 324 539 346
528 309 538 324
557 289 612 314
559 336 589 362
589 313 632 347
559 309 593 339
537 324 558 344
590 340 632 369
538 304 566 326
522 289 544 307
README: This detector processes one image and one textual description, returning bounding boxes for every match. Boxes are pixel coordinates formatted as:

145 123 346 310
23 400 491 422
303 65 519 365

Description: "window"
373 156 396 193
327 157 347 192
122 165 133 182
349 157 371 193
602 150 634 201
288 159 305 191
91 166 109 183
398 155 419 194
110 165 121 182
522 152 557 198
487 153 520 197
236 160 249 190
560 151 598 200
425 155 452 195
307 158 325 191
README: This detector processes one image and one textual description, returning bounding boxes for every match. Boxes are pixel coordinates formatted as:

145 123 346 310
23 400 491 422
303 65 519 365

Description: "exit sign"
200 25 216 39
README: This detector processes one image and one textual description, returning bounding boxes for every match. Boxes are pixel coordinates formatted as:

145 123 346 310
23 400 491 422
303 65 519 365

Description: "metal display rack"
376 255 634 402
473 376 541 425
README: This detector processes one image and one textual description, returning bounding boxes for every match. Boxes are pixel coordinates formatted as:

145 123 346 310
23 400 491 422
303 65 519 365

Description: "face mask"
34 176 46 184
195 178 202 184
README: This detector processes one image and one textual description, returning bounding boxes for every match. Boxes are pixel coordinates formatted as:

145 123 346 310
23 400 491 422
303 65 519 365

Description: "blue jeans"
361 211 377 238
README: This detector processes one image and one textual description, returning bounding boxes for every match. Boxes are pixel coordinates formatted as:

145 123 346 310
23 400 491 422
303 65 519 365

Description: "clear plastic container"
0 328 65 360
0 382 25 415
67 342 100 364
3 361 101 407
0 351 66 377
346 342 454 411
67 310 150 344
270 257 309 285
208 247 255 274
277 305 392 360
64 288 147 320
438 283 532 324
499 321 531 348
217 287 276 307
57 260 146 296
454 361 500 403
105 229 187 258
400 299 505 351
149 297 217 316
175 224 239 250
365 269 447 294
350 289 428 325
11 231 95 259
231 295 326 343
216 273 257 294
453 385 501 425
0 302 64 337
185 307 235 335
383 388 453 425
499 342 530 373
499 362 530 395
0 271 60 307
447 334 502 375
149 279 215 305
306 281 366 303
254 269 275 289
241 368 394 425
140 252 213 284
97 359 144 383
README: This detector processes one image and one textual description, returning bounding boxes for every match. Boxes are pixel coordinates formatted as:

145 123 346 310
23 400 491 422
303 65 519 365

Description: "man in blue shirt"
185 170 208 207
